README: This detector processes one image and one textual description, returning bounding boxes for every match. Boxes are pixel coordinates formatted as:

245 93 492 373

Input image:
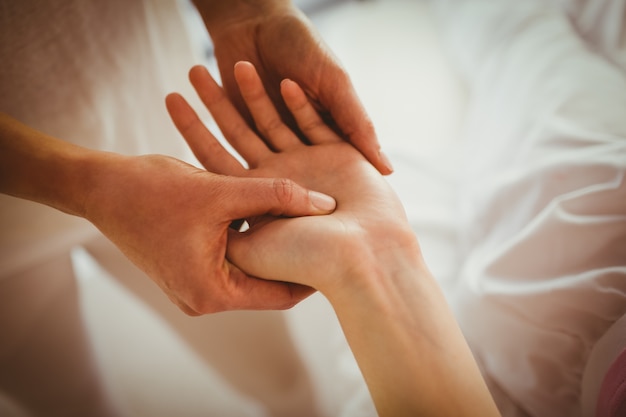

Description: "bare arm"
0 112 96 217
166 63 501 416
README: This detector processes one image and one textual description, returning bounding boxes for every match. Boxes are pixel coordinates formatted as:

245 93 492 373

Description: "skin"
166 62 502 416
0 113 336 314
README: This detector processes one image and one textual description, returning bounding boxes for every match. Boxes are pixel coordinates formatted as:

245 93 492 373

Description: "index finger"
165 92 245 176
319 72 394 175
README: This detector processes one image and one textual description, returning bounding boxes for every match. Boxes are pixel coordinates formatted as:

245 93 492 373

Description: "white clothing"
0 0 197 279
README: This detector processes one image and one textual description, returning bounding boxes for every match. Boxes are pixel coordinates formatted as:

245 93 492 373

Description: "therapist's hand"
83 152 334 315
166 62 417 294
0 112 334 315
193 0 393 175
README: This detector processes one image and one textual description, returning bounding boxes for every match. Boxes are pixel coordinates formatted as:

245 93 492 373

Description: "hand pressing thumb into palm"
198 175 337 312
227 176 337 220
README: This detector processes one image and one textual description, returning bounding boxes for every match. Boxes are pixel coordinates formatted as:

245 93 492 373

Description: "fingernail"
379 150 394 174
309 191 336 213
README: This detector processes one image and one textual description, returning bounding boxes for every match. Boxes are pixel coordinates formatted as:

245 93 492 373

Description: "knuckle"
183 283 224 315
301 118 323 133
259 117 284 138
272 178 296 210
230 122 250 141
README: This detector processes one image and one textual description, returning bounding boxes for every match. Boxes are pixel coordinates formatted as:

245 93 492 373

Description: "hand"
166 64 501 417
166 62 418 294
82 152 336 315
194 0 394 175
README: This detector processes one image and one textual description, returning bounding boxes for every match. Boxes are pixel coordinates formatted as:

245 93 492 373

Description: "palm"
237 142 405 290
167 63 413 293
84 154 312 314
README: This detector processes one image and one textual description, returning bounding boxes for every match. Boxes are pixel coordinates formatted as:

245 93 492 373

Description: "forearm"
192 0 294 36
326 249 500 417
0 112 111 218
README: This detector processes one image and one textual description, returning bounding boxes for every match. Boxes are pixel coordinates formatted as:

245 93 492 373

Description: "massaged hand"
167 64 501 417
193 0 393 176
166 62 419 294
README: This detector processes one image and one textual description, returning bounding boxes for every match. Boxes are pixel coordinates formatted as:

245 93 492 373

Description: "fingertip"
280 78 296 95
234 61 256 82
378 150 395 175
234 60 253 70
164 93 195 128
280 78 306 107
347 120 394 174
165 93 183 122
189 65 223 95
234 62 261 97
280 78 295 89
165 92 184 109
188 64 208 82
308 190 337 214
361 145 394 175
164 92 177 110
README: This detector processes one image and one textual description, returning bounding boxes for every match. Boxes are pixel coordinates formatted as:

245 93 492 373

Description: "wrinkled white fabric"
0 0 197 279
432 0 626 416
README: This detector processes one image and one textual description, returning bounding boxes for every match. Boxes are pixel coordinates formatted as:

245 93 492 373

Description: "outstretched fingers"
165 93 245 176
234 61 301 151
188 65 270 168
280 78 342 145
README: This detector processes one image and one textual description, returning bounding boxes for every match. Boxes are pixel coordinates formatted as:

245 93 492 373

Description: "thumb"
228 176 336 219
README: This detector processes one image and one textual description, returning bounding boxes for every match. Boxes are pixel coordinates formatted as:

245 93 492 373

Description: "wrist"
193 0 294 38
80 150 131 224
322 237 499 416
0 113 113 219
322 227 429 306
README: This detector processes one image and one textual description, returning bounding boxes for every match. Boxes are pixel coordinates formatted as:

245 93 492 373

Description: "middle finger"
234 61 301 152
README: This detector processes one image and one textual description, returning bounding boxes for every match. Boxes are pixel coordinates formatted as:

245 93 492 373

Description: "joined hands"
167 61 500 417
166 61 419 296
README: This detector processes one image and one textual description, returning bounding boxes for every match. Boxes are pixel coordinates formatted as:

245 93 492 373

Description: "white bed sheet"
432 0 626 416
